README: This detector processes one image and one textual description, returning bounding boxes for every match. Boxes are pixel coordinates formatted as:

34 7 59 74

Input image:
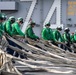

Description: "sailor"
63 28 72 52
0 13 4 41
71 32 74 43
0 13 8 50
53 26 63 46
71 30 76 53
2 13 7 31
25 21 39 41
12 17 25 37
4 16 15 36
12 17 25 58
2 13 7 22
41 22 53 41
4 16 16 56
72 30 76 43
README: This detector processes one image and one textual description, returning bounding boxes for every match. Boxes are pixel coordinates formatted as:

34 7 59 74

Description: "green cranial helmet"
0 13 3 20
9 16 15 21
45 22 50 26
30 21 36 25
17 17 23 23
2 13 7 20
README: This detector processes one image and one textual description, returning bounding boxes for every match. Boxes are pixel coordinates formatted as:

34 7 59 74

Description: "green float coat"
12 22 25 36
42 27 53 41
53 30 63 42
25 25 39 39
4 20 12 36
63 32 71 42
0 22 4 37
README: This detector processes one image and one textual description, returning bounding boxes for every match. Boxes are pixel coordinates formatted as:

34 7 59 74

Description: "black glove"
37 37 40 40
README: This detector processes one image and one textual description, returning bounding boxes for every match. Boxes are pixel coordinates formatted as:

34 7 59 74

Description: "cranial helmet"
9 16 15 23
30 21 36 25
45 22 50 26
2 13 7 20
64 28 70 32
17 17 23 23
0 13 3 20
57 26 62 31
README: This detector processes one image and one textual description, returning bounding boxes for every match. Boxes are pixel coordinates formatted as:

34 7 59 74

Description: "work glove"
37 37 40 40
65 41 68 44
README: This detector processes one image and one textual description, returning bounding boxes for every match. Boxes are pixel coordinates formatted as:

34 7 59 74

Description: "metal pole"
0 0 2 13
40 0 43 27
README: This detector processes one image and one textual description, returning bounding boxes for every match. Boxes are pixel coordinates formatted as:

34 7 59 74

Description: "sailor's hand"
36 39 40 42
65 41 68 44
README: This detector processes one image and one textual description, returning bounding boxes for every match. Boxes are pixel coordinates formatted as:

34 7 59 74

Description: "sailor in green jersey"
63 28 72 52
12 17 25 58
41 22 53 41
4 16 15 36
0 13 8 48
4 16 16 56
25 21 39 41
2 13 7 31
71 33 74 43
2 13 7 22
2 13 7 26
71 30 76 43
71 30 76 53
53 26 63 46
0 13 4 38
12 17 25 37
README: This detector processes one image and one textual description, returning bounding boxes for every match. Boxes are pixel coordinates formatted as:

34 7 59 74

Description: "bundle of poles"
0 34 76 74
